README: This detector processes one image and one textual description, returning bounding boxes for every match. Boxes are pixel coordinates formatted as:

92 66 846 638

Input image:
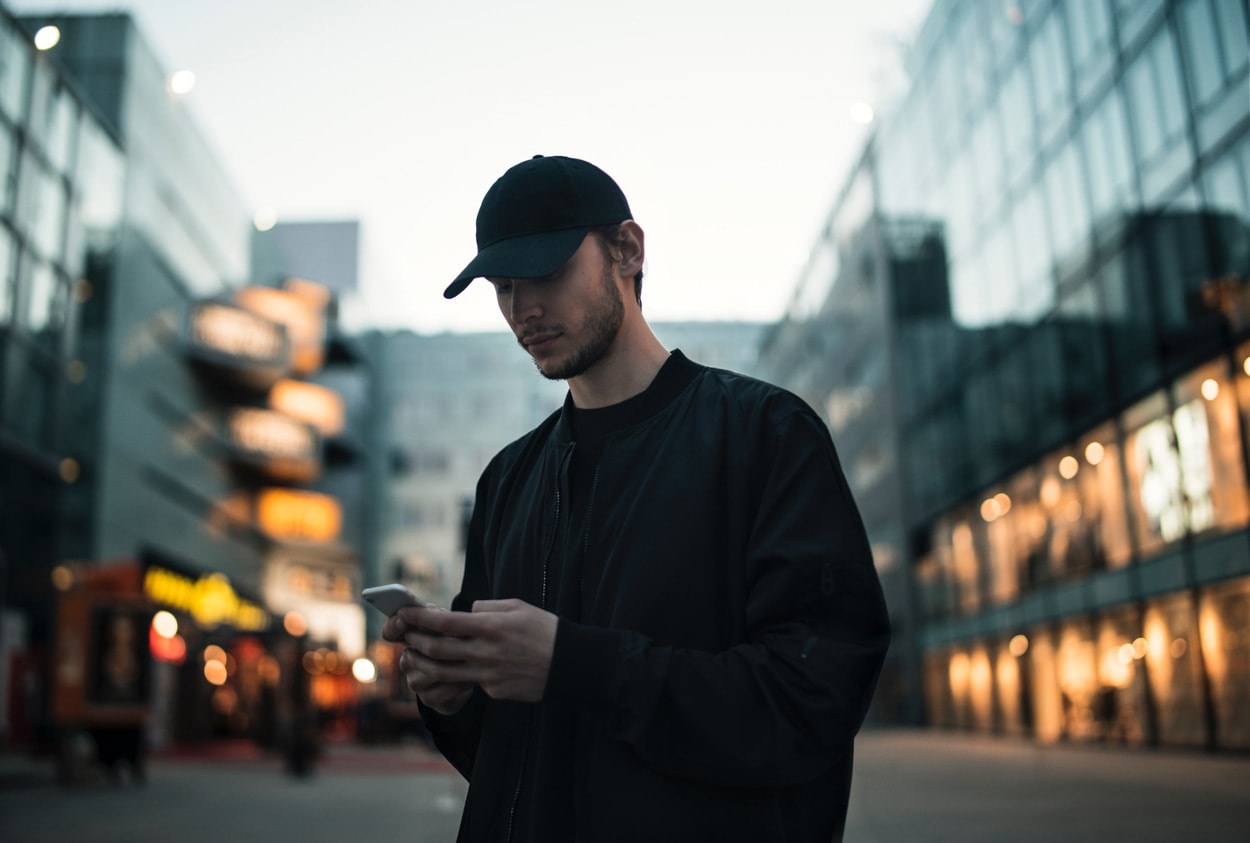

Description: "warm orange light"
993 492 1012 515
51 565 75 591
268 379 345 436
949 652 970 697
284 611 307 636
204 645 227 663
256 488 342 543
283 277 333 309
1009 634 1029 657
1201 378 1220 401
236 285 325 376
981 498 1002 522
204 660 228 685
1058 456 1079 479
1085 441 1105 466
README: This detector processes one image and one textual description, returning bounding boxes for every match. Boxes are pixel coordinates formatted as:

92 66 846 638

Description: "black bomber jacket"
419 351 890 843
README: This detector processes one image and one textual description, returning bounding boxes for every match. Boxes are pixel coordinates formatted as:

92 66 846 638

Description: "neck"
566 317 669 409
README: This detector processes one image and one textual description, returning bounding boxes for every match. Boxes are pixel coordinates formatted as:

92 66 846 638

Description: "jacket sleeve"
543 406 891 788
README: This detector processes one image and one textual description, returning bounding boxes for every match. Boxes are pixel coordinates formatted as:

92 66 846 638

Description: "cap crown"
476 155 632 249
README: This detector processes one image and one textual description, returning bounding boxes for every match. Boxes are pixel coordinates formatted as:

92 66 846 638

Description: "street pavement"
0 728 1247 842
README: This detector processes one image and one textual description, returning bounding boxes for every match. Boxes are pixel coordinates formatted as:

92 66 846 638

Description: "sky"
16 0 933 333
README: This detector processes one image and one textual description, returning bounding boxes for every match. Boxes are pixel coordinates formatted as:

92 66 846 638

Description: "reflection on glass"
1094 609 1148 745
1144 594 1208 746
1028 630 1063 742
1199 577 1250 748
1175 361 1250 534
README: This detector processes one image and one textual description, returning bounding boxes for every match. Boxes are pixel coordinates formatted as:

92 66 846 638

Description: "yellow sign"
256 489 342 544
143 568 269 631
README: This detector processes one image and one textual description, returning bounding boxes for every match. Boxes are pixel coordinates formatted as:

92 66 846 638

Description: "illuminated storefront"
760 0 1250 745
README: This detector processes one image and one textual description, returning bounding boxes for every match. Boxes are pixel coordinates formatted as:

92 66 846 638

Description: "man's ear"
617 221 645 278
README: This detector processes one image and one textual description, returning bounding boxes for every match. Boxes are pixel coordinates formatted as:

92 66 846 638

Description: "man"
382 155 889 842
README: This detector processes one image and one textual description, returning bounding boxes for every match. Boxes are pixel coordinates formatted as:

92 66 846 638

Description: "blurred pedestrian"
382 155 890 842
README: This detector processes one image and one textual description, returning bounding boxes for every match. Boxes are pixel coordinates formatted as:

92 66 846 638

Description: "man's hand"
390 599 558 705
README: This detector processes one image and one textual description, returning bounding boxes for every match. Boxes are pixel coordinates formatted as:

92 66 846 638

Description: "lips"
521 332 560 350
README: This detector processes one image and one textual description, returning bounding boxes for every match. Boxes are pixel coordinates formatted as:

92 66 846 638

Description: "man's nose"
510 282 542 322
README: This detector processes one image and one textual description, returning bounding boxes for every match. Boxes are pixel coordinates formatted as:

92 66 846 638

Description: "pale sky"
17 0 932 333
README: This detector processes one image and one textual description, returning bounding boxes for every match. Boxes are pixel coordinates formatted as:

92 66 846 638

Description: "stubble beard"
532 267 625 382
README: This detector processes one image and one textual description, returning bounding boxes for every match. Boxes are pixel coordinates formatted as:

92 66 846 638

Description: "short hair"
589 223 644 307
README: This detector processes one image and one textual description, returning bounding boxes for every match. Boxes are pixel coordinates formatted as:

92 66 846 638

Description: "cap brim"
444 227 591 299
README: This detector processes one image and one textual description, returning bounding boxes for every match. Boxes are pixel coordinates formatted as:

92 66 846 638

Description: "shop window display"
1076 423 1133 568
1124 390 1186 556
1027 629 1064 743
994 635 1031 736
923 648 956 729
1093 608 1149 746
1174 361 1250 535
1054 618 1103 742
968 643 994 731
1199 577 1250 748
1038 447 1099 579
1143 593 1209 747
1230 341 1250 500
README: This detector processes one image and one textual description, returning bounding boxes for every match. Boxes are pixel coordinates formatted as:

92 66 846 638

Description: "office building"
761 0 1250 747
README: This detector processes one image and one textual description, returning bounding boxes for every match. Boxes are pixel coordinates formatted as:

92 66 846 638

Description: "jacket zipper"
505 441 574 843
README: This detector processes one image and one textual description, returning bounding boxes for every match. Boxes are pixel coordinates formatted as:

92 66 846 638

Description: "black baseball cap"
444 155 633 299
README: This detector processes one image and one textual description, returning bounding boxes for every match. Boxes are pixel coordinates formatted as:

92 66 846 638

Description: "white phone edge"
361 584 421 616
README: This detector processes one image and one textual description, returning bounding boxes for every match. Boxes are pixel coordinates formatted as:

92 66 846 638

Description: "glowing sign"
143 568 269 631
236 286 325 376
227 408 317 460
268 379 345 436
256 489 342 543
187 301 287 363
1134 399 1214 542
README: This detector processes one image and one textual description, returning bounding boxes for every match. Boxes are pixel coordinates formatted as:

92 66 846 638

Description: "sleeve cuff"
545 619 626 715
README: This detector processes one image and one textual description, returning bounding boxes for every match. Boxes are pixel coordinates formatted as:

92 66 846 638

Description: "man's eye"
489 279 512 294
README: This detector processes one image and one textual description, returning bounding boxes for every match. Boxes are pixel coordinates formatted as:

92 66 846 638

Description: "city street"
1 729 1248 842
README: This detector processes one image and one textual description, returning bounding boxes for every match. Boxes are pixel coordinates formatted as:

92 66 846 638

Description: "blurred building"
761 0 1250 749
0 6 131 748
0 9 371 758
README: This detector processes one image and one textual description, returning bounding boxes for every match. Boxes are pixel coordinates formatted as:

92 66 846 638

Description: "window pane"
1093 608 1150 745
1123 390 1179 556
1144 593 1209 746
23 258 66 346
1055 618 1101 741
1173 359 1250 535
1028 627 1064 742
1030 11 1070 124
1127 43 1166 159
0 22 29 121
1199 576 1250 749
0 226 12 326
1179 0 1225 105
1078 422 1133 568
1213 0 1250 74
1 342 55 446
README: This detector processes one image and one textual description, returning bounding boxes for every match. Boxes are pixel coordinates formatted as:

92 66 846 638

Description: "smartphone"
361 583 423 616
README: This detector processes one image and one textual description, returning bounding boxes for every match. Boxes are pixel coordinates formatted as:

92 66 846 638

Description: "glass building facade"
761 0 1250 747
0 7 125 644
